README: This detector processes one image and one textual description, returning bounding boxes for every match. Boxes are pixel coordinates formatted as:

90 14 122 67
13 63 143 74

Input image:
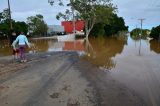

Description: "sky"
0 0 160 31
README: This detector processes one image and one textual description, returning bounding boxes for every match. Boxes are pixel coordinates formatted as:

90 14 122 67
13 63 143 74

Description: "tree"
89 23 106 37
131 28 150 40
1 9 10 22
0 9 29 38
104 14 128 36
55 0 116 38
0 9 11 38
0 9 10 34
56 9 73 21
75 0 116 38
48 0 63 6
13 21 28 35
0 12 4 22
0 21 10 38
150 25 160 39
90 13 128 37
130 28 141 40
27 14 48 36
0 20 28 38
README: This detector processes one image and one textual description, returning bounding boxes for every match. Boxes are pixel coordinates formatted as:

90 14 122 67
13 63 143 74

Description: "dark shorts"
12 49 19 55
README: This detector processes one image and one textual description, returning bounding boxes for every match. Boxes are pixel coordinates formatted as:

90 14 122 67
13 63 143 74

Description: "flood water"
84 36 160 106
0 38 85 56
0 35 160 105
0 36 160 57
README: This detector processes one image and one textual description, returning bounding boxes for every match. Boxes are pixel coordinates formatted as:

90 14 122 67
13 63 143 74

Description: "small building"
47 25 65 35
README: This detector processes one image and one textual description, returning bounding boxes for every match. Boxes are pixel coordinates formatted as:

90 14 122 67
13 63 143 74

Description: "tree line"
0 9 48 38
150 25 160 40
2 0 159 40
0 0 129 39
130 25 160 40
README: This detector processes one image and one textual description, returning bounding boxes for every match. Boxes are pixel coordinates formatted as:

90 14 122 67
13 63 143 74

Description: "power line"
137 18 145 56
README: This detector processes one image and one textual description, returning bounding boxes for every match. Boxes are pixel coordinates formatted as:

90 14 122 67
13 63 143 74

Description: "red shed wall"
61 20 85 33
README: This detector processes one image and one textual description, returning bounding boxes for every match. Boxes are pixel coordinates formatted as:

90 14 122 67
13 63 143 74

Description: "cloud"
0 0 159 30
113 0 160 30
1 0 70 24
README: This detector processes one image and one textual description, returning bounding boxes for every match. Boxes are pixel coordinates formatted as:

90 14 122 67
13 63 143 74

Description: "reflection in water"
29 39 50 53
139 39 142 56
0 39 54 56
46 40 85 52
0 39 84 56
0 36 127 71
63 40 85 51
150 40 160 54
129 35 142 56
30 39 85 52
130 34 143 56
1 36 160 70
0 40 11 56
83 36 127 70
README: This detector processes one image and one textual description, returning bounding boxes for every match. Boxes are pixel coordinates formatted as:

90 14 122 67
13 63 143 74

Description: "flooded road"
111 38 160 106
0 36 159 57
83 36 160 106
0 35 160 106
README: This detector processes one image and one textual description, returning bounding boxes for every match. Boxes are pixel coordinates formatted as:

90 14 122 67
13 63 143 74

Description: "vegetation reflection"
83 35 127 70
150 40 160 54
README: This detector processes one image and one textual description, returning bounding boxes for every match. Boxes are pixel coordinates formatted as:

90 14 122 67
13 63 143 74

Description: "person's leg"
12 49 16 59
15 49 19 59
20 45 26 62
23 46 27 62
19 45 24 62
15 53 18 59
19 46 22 61
22 46 26 61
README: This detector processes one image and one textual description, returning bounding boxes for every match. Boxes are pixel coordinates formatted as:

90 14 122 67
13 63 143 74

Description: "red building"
61 20 85 33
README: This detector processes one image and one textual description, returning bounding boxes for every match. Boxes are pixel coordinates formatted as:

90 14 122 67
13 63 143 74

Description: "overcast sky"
0 0 160 31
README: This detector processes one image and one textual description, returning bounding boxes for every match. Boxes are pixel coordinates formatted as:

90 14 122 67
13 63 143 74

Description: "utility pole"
138 18 145 56
138 18 145 37
7 0 13 30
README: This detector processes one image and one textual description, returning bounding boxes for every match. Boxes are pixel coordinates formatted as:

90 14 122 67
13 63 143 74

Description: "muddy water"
0 36 160 105
0 36 159 57
83 36 160 106
0 38 86 56
0 39 56 56
110 38 160 106
83 36 160 69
